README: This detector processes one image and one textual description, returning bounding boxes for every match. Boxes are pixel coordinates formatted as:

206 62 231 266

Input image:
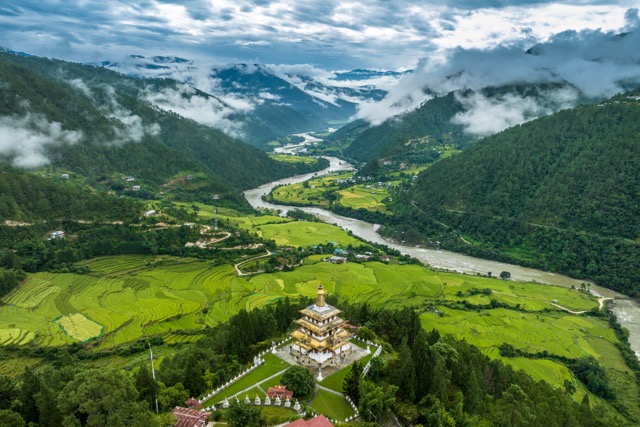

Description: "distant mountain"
395 92 640 295
0 51 323 206
333 69 412 81
98 56 401 148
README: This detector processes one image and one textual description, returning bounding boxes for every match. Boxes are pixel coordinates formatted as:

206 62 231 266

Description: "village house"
125 176 135 182
49 231 65 240
144 210 156 217
132 185 141 191
60 173 69 179
325 256 347 264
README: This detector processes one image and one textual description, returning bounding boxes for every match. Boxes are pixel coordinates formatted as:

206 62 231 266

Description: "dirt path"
4 220 34 226
549 302 586 315
234 249 272 276
599 297 613 309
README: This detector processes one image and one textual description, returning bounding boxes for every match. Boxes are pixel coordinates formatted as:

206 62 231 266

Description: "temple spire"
316 284 326 307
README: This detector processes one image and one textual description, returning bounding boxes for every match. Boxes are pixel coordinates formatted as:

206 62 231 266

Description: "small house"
125 176 135 182
379 255 390 263
49 231 65 240
267 385 293 400
184 397 201 409
132 185 141 191
171 407 210 427
144 210 156 217
61 173 69 179
326 256 347 264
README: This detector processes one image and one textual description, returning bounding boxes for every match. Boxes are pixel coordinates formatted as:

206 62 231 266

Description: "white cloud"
0 113 82 168
142 84 246 137
451 87 579 136
101 85 160 143
357 12 640 124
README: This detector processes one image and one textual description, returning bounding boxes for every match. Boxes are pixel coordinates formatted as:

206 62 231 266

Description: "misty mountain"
334 82 580 163
333 69 412 81
0 51 323 204
355 29 640 128
397 92 640 295
98 56 404 148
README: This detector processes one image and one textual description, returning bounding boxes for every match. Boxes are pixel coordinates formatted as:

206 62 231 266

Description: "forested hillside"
340 91 470 162
0 52 322 195
0 167 140 222
390 93 640 295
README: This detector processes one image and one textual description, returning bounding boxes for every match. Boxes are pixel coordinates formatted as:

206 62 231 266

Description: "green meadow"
270 172 353 208
336 184 390 212
309 388 354 421
268 154 319 165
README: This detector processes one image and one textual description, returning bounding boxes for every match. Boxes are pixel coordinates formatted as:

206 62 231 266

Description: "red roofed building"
171 407 211 427
284 415 334 427
267 385 294 400
184 397 201 409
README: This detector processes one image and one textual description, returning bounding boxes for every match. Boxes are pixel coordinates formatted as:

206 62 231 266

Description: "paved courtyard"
273 342 371 378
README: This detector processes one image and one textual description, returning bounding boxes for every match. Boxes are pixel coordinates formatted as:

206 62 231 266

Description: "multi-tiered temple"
290 285 351 365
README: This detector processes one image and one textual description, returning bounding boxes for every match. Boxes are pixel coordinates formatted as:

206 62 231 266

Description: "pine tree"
34 384 62 427
343 361 363 405
134 363 159 410
18 367 41 425
412 330 432 402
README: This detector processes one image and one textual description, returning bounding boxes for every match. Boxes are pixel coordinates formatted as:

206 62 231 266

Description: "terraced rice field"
55 313 103 341
1 253 610 394
1 255 600 350
0 255 270 348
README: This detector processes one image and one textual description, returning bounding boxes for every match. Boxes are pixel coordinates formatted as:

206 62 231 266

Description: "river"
244 148 640 355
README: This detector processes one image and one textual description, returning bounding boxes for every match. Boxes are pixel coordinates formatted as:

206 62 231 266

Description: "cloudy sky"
0 0 637 70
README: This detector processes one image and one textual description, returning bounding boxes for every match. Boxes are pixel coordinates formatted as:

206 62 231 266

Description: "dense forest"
383 95 640 296
0 167 141 222
0 301 632 426
0 53 326 194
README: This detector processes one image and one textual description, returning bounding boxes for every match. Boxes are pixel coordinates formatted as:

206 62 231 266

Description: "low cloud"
0 113 82 168
143 84 246 138
451 87 579 136
101 85 161 143
358 10 640 125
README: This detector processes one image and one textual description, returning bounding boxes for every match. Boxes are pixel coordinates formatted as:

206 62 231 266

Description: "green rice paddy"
0 256 599 350
0 251 621 399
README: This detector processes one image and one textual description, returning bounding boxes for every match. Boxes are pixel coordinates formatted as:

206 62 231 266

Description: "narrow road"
551 296 612 314
234 249 273 276
549 302 586 315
